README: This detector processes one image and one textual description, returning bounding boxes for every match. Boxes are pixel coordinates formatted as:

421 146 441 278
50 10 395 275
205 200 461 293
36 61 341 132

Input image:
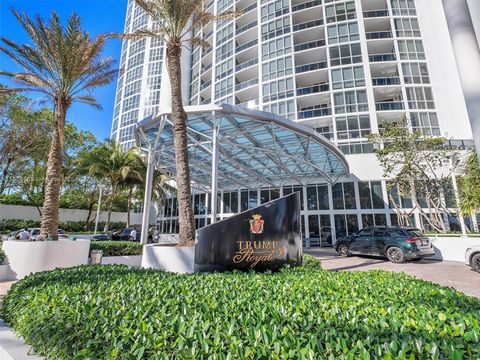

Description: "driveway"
306 248 480 298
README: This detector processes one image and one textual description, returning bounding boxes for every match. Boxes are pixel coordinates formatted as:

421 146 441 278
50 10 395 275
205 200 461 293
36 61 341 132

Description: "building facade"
113 0 478 242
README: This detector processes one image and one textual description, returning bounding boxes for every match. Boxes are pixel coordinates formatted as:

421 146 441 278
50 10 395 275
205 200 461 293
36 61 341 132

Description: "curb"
0 320 42 359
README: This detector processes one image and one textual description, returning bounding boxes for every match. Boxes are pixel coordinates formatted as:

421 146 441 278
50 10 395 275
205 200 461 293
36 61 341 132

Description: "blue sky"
0 0 127 140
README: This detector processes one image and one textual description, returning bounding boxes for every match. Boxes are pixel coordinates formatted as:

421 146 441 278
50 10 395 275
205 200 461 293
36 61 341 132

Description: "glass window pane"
306 186 318 210
317 185 329 210
343 182 356 209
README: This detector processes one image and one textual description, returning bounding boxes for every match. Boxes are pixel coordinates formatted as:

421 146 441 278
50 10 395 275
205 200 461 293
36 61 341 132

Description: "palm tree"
0 11 116 240
115 0 237 246
78 141 144 231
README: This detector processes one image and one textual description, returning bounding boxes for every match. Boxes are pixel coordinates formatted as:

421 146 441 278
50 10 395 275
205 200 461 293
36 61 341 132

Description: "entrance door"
349 228 372 254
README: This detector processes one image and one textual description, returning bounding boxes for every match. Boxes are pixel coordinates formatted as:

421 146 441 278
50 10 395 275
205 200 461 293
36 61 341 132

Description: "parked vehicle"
8 228 69 241
335 226 435 263
90 233 111 241
111 228 137 241
465 245 480 273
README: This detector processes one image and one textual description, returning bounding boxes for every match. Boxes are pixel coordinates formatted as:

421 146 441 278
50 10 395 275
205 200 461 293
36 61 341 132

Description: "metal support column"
211 111 219 223
141 146 154 244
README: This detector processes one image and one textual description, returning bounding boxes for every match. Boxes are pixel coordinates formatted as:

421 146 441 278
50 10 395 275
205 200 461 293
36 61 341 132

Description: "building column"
210 111 219 223
141 146 154 245
443 0 480 159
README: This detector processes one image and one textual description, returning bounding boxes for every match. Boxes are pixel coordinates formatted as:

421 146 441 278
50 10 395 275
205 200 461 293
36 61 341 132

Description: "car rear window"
407 229 425 237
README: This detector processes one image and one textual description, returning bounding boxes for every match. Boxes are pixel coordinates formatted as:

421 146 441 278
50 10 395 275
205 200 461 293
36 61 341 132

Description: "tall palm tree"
115 0 237 246
0 11 116 239
78 141 144 231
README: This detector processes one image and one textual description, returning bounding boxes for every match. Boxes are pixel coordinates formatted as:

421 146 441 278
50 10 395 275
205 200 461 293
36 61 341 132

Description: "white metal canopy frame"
135 104 349 243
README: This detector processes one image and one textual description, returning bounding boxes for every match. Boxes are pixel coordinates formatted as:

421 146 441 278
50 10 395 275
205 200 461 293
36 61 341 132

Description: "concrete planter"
0 265 8 281
142 244 195 273
2 239 90 280
101 255 142 267
430 236 480 262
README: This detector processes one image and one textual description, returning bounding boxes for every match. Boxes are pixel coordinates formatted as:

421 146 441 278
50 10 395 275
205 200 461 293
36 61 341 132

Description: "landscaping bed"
1 256 479 359
90 241 142 257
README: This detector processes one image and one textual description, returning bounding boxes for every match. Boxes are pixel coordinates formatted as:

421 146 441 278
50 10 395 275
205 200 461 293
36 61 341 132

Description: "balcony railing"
295 61 328 73
375 102 404 111
235 58 258 72
237 20 257 35
293 19 324 32
298 107 332 119
366 31 393 40
294 39 326 52
200 80 212 91
292 0 322 12
369 53 397 62
235 78 258 91
297 83 329 96
363 9 389 18
372 77 401 86
202 63 212 73
239 2 257 14
236 39 258 53
201 97 211 104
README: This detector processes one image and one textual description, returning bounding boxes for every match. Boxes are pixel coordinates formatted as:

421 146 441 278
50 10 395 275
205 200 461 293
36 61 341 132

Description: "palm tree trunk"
127 185 133 228
38 99 67 240
166 40 196 247
104 185 116 232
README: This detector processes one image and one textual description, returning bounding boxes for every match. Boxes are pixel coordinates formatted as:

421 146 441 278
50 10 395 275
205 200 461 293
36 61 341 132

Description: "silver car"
465 245 480 273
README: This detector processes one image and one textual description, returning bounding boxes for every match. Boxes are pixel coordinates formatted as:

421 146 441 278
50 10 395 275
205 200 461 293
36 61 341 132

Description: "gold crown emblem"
252 214 262 220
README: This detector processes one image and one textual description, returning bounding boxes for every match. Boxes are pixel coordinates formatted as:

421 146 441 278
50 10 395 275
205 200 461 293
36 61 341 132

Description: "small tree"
369 118 455 232
459 153 480 230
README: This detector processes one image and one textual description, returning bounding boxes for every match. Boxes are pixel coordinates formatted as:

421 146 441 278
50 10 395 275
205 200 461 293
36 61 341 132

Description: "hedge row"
2 256 479 359
0 242 5 264
90 241 142 257
0 219 126 233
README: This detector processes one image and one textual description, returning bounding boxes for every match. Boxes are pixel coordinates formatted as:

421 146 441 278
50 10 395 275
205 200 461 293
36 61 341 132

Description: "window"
223 191 238 213
391 0 416 16
216 59 234 81
216 42 233 62
128 52 144 68
217 23 234 46
260 188 280 204
283 186 304 210
261 16 290 41
327 22 359 44
402 63 430 84
263 100 295 119
215 77 233 98
262 77 294 102
331 66 365 89
332 182 356 210
334 214 358 238
262 56 293 81
262 36 292 60
336 115 371 140
398 40 425 60
318 184 329 210
325 1 356 23
405 86 435 110
410 112 440 136
122 95 140 112
359 181 385 209
334 90 368 114
329 43 362 66
261 0 289 22
394 18 421 38
149 47 163 62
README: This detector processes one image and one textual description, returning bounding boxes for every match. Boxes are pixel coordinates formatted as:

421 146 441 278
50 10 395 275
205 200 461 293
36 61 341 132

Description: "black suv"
335 226 435 263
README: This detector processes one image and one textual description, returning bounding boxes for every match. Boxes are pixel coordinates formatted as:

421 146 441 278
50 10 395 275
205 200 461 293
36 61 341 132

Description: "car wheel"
337 244 350 257
386 246 405 263
471 253 480 273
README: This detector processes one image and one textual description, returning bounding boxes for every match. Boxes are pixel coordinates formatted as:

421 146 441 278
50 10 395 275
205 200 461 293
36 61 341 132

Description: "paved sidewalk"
306 247 480 298
0 281 15 299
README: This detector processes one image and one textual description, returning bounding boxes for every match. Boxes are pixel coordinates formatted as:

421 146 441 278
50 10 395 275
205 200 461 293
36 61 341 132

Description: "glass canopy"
135 104 349 192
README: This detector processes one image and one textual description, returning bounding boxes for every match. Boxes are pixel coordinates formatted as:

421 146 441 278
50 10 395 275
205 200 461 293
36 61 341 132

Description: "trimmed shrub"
0 243 5 264
2 256 480 359
90 241 142 257
0 219 126 233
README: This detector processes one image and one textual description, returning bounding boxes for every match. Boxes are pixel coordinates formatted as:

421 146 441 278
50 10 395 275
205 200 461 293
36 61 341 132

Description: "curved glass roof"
135 104 349 191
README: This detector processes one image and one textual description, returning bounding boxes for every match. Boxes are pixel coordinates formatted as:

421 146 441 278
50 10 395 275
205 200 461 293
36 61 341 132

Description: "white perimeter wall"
467 0 480 49
0 204 143 225
416 0 473 140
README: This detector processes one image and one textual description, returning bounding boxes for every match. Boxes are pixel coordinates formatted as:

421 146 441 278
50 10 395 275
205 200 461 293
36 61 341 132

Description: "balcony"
363 9 389 18
295 61 328 73
202 63 212 73
298 107 332 119
369 53 396 62
237 20 257 35
375 102 404 111
201 97 211 105
235 58 258 72
235 78 258 91
236 39 258 53
292 0 322 12
200 80 212 91
372 77 400 86
297 83 329 96
366 31 393 40
239 2 257 13
294 39 326 52
293 19 324 32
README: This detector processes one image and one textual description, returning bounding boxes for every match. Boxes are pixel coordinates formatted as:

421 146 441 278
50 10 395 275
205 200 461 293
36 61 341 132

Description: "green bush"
0 243 5 264
0 219 126 234
90 241 142 257
2 256 480 359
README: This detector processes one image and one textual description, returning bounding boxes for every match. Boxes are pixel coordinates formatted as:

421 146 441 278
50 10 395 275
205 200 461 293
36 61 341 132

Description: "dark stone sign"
195 192 303 271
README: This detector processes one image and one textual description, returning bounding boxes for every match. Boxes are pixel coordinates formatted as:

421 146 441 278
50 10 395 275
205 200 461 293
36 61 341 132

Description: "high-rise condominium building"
112 0 479 241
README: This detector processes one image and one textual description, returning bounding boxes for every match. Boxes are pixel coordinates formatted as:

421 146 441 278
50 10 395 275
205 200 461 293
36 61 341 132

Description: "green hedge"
90 241 142 257
0 219 126 233
0 243 5 264
2 257 480 359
